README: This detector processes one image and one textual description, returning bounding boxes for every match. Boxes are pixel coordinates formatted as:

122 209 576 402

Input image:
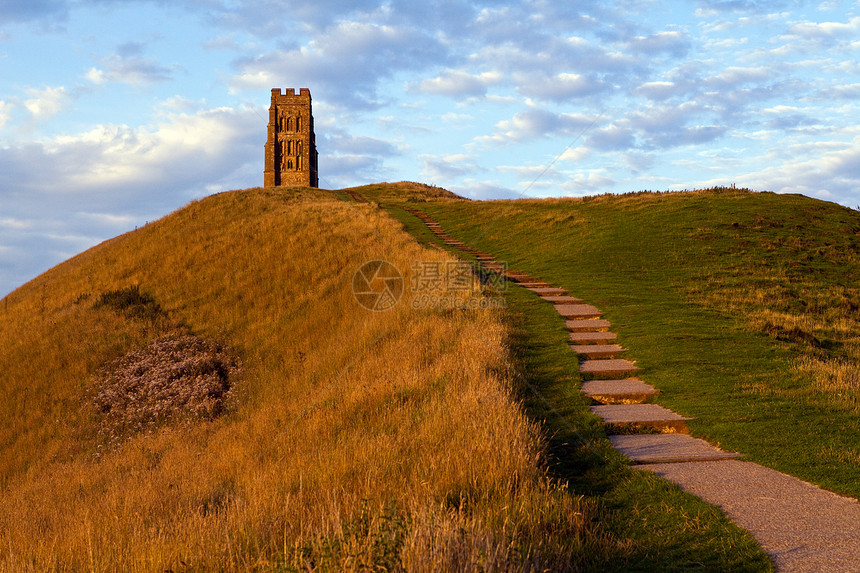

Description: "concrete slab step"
569 331 617 344
581 378 659 404
506 273 537 282
611 434 741 464
541 295 584 304
591 404 691 433
527 287 567 296
571 344 626 359
517 282 554 288
555 304 601 319
566 319 612 332
580 358 639 378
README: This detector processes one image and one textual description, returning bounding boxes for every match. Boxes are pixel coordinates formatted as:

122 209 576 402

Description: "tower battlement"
264 88 318 188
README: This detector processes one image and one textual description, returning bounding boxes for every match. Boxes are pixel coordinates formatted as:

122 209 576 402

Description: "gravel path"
643 460 860 572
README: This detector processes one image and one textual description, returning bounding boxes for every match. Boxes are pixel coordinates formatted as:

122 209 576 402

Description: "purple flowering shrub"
93 334 240 440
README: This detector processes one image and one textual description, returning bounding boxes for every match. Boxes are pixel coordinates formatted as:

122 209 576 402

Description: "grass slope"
405 189 860 501
0 183 779 571
0 187 591 571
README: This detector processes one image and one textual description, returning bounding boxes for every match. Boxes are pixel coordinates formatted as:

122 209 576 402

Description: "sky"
1 0 860 297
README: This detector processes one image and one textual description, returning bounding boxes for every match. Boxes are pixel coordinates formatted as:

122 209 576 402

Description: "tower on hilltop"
264 88 319 188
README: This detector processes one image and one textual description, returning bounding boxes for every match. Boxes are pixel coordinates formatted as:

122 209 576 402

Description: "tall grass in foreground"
0 188 607 570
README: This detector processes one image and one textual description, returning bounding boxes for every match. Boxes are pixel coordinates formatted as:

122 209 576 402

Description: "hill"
395 188 860 499
339 181 465 203
0 186 586 570
0 183 805 571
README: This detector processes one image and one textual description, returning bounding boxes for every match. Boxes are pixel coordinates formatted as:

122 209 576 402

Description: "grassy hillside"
0 185 772 571
0 187 588 570
399 189 860 499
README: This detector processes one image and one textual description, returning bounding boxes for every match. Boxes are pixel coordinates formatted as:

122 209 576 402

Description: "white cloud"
498 163 563 182
559 169 615 193
85 67 105 84
587 122 636 151
634 81 679 100
451 179 523 200
625 31 690 57
77 212 138 227
0 100 11 130
516 72 607 101
441 112 473 124
558 146 590 162
1 103 261 208
421 153 481 180
411 70 501 97
705 66 772 89
821 83 860 99
689 137 860 206
90 45 175 87
788 16 860 38
478 109 596 144
0 217 33 230
23 86 69 119
229 20 446 108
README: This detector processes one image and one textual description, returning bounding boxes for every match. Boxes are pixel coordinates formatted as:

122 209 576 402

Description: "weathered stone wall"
264 88 319 188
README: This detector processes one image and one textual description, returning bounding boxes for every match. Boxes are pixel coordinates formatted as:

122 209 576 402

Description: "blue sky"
2 0 859 297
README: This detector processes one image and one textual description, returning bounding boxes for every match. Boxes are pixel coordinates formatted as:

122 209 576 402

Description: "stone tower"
264 88 318 188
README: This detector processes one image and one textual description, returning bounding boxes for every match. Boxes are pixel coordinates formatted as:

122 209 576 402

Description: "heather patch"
93 334 240 441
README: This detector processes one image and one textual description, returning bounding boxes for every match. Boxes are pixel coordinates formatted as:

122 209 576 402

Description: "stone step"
517 282 554 289
506 274 537 282
541 295 584 304
566 319 612 332
570 344 626 359
581 378 659 404
527 287 567 296
569 331 617 344
555 304 601 320
580 358 639 378
610 434 742 464
591 404 691 434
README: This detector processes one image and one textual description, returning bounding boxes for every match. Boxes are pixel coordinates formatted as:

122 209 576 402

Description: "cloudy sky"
2 0 859 296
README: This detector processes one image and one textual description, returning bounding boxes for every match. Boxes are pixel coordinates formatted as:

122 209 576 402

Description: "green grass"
401 189 860 501
502 280 773 571
387 200 774 571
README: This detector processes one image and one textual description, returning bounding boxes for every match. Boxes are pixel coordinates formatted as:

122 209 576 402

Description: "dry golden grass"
0 187 603 571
